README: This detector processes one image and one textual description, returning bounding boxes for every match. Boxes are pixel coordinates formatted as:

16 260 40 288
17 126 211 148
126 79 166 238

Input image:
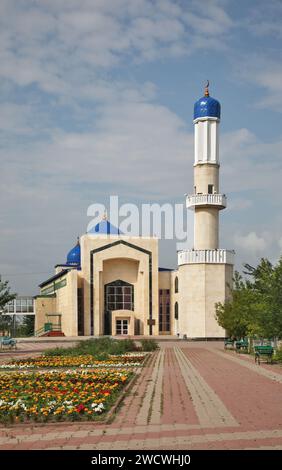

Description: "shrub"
140 339 158 351
44 337 138 358
274 347 282 363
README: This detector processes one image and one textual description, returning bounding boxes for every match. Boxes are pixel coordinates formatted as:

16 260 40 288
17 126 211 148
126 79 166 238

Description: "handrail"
34 326 46 337
35 323 62 337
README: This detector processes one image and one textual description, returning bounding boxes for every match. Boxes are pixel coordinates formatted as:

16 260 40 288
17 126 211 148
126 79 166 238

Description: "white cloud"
0 93 192 200
234 55 282 110
0 0 234 97
234 231 267 254
220 128 282 194
1 0 282 293
243 0 282 39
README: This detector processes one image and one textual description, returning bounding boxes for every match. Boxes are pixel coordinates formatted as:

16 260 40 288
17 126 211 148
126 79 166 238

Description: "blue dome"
194 95 220 120
88 219 122 235
66 240 81 266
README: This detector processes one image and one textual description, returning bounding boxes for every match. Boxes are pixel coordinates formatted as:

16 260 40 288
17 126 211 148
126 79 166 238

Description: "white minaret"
177 82 234 339
191 80 225 250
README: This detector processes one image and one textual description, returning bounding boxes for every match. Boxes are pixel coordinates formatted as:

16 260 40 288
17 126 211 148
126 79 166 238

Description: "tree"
0 315 13 336
216 257 282 340
22 315 35 336
215 271 267 339
0 278 16 313
244 257 282 339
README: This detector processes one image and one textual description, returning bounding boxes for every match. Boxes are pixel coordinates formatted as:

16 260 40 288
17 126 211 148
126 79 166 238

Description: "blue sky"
0 0 282 294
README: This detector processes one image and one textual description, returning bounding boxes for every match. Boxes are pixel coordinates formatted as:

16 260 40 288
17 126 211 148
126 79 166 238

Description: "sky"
0 0 282 295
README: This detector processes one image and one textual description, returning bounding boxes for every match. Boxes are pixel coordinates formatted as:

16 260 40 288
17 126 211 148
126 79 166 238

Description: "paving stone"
1 341 282 450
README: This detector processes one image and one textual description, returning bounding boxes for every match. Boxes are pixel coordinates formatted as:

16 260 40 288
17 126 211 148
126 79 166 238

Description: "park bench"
0 336 17 350
254 345 274 365
235 339 249 353
224 339 234 350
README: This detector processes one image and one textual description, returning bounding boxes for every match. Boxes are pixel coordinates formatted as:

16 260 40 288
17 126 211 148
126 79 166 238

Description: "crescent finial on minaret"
204 80 209 97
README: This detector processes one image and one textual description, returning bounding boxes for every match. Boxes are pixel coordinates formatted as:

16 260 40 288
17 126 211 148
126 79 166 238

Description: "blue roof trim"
158 267 174 272
88 220 122 235
194 95 220 120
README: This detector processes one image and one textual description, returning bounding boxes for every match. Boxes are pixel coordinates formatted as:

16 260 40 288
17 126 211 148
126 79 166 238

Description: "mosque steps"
41 331 65 337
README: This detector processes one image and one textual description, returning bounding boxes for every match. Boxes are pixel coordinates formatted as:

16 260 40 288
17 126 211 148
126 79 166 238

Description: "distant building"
1 296 35 336
4 296 35 316
35 84 234 339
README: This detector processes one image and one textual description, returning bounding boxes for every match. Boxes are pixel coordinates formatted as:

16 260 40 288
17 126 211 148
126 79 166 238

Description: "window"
116 319 128 335
175 276 178 293
77 288 84 336
105 281 134 312
27 299 34 313
159 289 170 333
174 302 179 320
208 184 214 194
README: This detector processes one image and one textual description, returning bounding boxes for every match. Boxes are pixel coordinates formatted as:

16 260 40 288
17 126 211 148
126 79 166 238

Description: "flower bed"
0 353 146 370
0 369 132 424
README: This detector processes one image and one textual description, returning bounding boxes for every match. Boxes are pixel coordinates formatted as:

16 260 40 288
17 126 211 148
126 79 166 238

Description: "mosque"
35 84 234 339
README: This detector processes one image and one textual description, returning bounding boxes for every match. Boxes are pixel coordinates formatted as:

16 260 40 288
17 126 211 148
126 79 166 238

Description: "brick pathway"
0 341 282 450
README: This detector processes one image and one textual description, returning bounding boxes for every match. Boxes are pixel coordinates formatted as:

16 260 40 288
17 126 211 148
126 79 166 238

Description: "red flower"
75 404 85 413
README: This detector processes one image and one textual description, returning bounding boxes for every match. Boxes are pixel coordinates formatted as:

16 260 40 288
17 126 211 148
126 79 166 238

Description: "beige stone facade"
35 235 166 337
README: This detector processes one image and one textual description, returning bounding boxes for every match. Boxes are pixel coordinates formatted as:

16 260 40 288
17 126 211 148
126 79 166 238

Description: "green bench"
224 339 234 350
235 339 249 353
254 345 274 365
0 336 17 350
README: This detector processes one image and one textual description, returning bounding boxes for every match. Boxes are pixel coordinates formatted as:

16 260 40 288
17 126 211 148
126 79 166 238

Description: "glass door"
116 319 128 335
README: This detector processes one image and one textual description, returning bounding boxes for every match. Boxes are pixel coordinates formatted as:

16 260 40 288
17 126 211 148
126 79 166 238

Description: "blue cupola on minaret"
194 81 220 120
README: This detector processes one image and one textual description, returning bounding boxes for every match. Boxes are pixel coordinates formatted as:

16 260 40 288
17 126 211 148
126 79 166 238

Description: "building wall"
35 236 233 339
194 208 219 250
170 271 179 335
80 235 159 336
194 163 219 194
55 270 78 336
158 270 179 335
35 270 78 336
34 296 56 333
178 263 232 338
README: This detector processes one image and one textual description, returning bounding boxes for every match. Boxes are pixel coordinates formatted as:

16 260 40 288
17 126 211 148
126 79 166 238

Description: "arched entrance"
104 280 134 335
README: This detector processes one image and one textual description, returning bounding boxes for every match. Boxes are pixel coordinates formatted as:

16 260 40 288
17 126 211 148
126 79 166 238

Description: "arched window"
174 302 179 320
174 276 179 293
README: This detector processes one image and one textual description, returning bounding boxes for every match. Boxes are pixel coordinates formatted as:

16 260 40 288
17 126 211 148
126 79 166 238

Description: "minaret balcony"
178 249 235 266
186 193 226 209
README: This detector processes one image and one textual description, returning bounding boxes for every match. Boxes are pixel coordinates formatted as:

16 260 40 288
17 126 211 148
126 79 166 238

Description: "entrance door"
104 280 134 335
116 319 128 335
